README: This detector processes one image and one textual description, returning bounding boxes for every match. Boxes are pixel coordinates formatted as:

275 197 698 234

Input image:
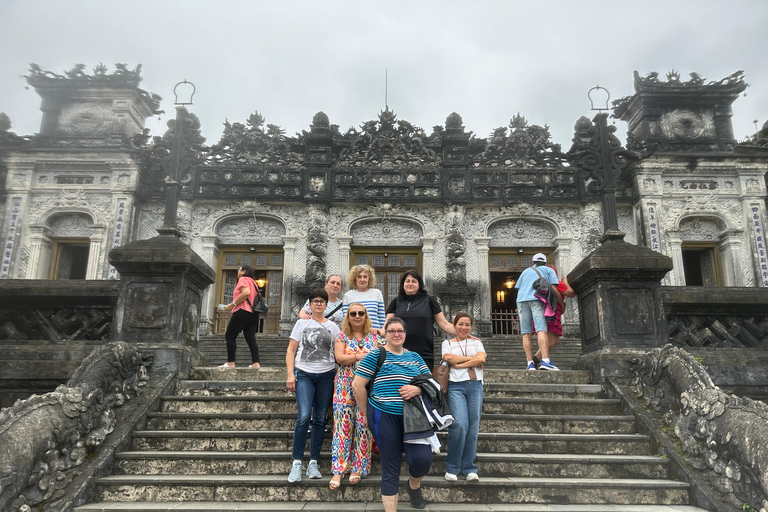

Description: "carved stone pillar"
338 236 353 289
474 237 492 336
86 225 107 279
666 231 685 286
420 237 436 293
26 225 53 279
280 235 298 336
199 235 220 334
718 230 744 286
553 236 576 329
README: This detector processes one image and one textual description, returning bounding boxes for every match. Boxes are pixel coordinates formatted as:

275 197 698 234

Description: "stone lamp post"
566 88 673 380
109 81 215 376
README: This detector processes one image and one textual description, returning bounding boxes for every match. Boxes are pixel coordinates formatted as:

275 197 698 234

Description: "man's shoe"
406 481 427 509
306 460 322 479
287 461 303 483
465 472 479 482
526 361 536 371
444 472 458 481
540 359 560 371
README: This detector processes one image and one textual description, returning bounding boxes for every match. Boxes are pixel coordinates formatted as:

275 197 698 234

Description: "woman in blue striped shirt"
351 317 432 511
342 265 386 329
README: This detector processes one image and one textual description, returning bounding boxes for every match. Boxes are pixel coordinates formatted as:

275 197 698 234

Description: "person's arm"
334 335 358 365
225 283 251 311
443 353 470 364
561 276 576 298
434 312 456 335
453 351 487 368
351 375 369 427
376 295 386 330
298 299 311 319
398 384 422 400
285 338 299 392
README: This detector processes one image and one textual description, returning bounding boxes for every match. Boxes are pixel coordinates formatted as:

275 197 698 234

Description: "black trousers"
225 309 260 363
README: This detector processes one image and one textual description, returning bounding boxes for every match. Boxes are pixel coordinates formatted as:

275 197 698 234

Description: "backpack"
365 347 388 394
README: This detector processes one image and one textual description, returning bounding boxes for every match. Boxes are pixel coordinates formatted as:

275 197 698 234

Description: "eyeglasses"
348 311 367 317
386 329 406 335
310 300 327 305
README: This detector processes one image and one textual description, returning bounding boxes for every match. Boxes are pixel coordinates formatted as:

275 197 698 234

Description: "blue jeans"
445 379 484 475
517 300 547 334
292 369 335 461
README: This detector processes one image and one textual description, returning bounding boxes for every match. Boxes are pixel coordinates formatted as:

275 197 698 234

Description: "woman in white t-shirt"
285 288 341 483
440 312 486 483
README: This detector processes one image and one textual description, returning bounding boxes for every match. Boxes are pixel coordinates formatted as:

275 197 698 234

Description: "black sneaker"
532 355 541 369
406 482 427 509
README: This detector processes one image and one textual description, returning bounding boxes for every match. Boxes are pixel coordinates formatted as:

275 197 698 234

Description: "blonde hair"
341 302 372 337
348 264 377 289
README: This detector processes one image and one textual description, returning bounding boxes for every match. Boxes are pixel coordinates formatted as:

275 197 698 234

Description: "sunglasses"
348 311 367 317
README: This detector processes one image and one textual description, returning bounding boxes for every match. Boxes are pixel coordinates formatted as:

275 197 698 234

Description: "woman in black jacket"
385 270 455 369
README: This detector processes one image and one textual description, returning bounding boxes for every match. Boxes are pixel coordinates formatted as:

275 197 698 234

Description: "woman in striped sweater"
342 265 386 330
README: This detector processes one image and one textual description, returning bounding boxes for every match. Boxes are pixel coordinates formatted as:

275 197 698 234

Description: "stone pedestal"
108 234 215 376
568 236 672 379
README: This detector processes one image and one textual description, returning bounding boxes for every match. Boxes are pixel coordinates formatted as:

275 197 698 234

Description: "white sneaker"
465 472 479 482
444 472 458 481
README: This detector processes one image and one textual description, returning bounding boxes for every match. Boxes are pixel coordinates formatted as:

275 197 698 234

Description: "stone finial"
445 112 463 130
312 111 330 128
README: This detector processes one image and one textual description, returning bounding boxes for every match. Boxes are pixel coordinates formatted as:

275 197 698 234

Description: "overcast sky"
1 0 767 147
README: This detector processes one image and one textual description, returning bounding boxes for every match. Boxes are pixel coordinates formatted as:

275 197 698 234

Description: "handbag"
432 359 450 392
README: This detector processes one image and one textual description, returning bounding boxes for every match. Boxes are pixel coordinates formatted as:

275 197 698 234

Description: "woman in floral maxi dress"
328 302 380 489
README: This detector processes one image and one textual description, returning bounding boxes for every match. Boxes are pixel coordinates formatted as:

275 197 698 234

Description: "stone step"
132 431 652 455
94 475 690 505
75 503 710 512
114 451 670 479
144 412 636 435
174 379 604 399
187 367 594 384
159 395 622 416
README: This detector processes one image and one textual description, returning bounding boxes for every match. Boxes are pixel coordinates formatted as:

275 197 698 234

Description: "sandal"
218 363 234 369
349 473 361 485
329 475 342 490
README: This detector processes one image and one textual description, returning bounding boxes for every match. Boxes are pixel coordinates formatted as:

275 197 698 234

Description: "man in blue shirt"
514 253 561 371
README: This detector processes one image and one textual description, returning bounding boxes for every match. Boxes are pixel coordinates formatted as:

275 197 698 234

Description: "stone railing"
0 341 153 512
630 344 768 512
0 280 119 342
661 286 768 349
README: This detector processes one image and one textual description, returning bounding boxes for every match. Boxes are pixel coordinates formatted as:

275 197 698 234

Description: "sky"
1 0 767 148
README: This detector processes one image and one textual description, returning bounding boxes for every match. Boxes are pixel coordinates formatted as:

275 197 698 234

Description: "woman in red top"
220 264 262 368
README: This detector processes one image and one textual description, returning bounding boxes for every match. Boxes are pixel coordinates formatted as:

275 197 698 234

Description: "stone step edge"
177 381 604 392
74 503 708 512
147 412 635 421
132 430 650 441
114 450 668 464
95 474 689 489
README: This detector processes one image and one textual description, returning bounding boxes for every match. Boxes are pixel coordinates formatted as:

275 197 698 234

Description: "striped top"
356 349 430 415
342 288 386 329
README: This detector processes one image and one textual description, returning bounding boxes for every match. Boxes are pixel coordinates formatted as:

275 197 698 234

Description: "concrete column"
86 225 107 279
420 237 436 293
474 237 492 335
338 236 353 289
553 237 573 277
199 235 220 334
26 225 53 279
667 231 685 286
718 230 745 286
280 236 299 335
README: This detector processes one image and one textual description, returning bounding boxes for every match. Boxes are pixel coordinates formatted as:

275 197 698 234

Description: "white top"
342 288 386 329
441 336 486 382
290 318 340 374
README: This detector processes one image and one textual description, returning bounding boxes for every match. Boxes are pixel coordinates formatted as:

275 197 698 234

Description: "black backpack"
365 347 387 394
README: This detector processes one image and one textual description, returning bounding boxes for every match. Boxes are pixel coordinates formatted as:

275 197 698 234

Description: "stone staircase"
75 367 708 512
198 335 583 370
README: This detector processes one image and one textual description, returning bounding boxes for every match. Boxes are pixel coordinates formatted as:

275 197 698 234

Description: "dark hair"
384 316 406 333
452 311 473 326
241 265 256 279
397 270 427 300
308 287 329 303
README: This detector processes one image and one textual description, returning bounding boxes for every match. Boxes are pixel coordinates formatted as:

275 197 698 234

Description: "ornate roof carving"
0 113 30 148
25 63 162 114
474 114 566 168
205 111 303 167
335 109 441 168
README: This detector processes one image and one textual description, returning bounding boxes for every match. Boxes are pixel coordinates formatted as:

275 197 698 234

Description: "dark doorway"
682 246 720 286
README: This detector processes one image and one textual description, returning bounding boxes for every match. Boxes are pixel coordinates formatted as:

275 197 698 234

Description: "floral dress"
331 331 379 476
